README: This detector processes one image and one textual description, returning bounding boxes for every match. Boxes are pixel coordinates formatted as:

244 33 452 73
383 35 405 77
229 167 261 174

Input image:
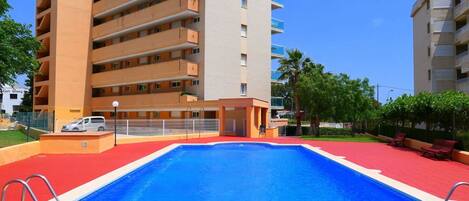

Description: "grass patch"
0 130 31 148
300 135 384 143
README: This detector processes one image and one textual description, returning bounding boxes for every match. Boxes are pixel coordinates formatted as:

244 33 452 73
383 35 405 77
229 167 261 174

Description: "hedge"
285 126 353 136
370 124 469 151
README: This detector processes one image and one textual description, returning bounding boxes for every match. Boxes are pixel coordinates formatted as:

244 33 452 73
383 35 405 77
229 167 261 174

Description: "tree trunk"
312 115 320 137
294 93 302 136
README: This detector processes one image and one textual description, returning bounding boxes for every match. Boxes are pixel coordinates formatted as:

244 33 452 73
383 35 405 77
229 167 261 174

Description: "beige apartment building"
33 0 285 136
412 0 469 94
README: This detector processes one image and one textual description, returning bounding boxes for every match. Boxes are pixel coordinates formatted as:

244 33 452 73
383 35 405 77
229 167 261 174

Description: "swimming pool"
71 143 437 201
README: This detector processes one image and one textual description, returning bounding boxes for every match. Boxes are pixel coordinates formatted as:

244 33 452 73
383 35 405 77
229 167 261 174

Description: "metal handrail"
445 182 469 201
1 179 38 201
21 174 59 201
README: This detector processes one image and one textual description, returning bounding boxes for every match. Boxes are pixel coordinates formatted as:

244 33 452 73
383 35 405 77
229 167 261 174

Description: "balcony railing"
91 59 198 88
455 0 469 19
93 0 199 41
271 97 284 110
272 44 286 59
271 71 282 82
272 18 284 34
92 28 199 64
91 92 198 111
272 0 284 9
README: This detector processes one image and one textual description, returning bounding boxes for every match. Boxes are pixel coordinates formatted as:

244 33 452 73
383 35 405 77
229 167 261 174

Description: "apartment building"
0 84 27 115
412 0 469 94
33 0 284 136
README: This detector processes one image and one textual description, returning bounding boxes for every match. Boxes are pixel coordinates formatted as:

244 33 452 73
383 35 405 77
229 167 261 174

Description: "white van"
61 116 106 132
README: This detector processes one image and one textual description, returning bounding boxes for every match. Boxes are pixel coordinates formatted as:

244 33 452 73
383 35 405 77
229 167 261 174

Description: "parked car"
61 116 106 132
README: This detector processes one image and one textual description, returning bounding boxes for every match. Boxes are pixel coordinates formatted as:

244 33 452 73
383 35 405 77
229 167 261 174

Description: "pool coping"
53 141 443 201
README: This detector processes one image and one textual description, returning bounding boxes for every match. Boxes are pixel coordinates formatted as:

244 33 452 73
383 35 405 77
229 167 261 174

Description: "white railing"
104 119 220 136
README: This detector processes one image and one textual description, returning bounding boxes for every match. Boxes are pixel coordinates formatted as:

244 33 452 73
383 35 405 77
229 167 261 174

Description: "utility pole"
376 84 380 103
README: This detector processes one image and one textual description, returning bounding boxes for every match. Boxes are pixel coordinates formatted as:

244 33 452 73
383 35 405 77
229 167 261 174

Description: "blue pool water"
81 143 418 201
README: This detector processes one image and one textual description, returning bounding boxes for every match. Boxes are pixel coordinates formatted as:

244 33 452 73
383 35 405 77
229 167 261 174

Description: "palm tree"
278 49 312 136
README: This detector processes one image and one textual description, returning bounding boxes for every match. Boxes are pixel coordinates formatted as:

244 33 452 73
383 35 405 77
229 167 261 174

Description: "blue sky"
7 0 415 102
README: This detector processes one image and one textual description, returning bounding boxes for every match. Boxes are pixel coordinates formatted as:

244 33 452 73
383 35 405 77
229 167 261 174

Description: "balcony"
92 28 199 64
456 25 469 44
271 97 284 110
271 18 284 34
457 76 469 93
36 0 51 13
91 92 198 111
93 0 140 18
271 44 286 59
272 0 284 10
36 12 50 35
456 52 469 72
271 71 282 83
91 60 198 87
455 0 469 19
93 0 199 41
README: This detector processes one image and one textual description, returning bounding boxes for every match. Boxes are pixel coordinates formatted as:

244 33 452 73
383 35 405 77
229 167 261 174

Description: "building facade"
33 0 284 135
0 84 27 116
412 0 469 94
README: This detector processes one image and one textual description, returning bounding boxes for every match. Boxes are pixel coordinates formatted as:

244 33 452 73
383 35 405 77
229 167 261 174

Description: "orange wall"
40 132 114 154
0 142 41 166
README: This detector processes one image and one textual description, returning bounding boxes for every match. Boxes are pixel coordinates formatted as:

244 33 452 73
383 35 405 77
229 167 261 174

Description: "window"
138 111 146 118
123 86 131 92
240 83 247 96
427 46 431 57
91 118 104 123
192 48 200 54
152 112 160 118
193 17 200 23
192 80 200 86
428 69 432 81
192 112 200 118
426 1 430 10
137 84 147 92
111 62 120 70
9 94 17 99
171 81 181 88
155 83 161 89
241 25 247 37
241 0 247 8
241 54 247 66
427 22 430 33
112 86 119 93
139 56 148 64
171 111 181 118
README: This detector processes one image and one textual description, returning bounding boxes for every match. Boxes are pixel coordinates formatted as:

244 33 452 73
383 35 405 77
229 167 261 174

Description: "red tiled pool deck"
1 137 468 201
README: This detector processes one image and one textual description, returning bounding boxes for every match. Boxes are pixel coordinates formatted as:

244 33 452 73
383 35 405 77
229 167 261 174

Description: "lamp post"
112 101 119 147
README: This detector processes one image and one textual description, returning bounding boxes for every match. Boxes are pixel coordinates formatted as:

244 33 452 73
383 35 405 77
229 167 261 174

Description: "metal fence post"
192 119 195 134
126 120 129 136
26 113 31 142
162 120 165 136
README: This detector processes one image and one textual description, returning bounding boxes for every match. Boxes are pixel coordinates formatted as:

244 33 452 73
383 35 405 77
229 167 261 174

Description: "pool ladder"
445 182 469 201
1 174 59 201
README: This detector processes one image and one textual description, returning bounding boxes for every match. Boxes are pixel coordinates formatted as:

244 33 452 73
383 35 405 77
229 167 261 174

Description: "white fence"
104 119 220 136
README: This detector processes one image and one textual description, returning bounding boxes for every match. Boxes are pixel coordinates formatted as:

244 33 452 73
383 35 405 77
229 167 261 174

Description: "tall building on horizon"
412 0 469 94
33 0 285 136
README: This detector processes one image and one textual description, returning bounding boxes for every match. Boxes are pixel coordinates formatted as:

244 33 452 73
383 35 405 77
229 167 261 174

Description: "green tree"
337 76 375 132
298 63 337 136
277 49 312 135
0 0 40 88
19 74 33 112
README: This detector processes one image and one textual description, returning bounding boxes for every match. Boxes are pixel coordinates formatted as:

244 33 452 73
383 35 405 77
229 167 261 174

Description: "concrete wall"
413 1 433 94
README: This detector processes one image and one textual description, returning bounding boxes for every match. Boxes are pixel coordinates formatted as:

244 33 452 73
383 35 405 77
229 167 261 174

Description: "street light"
112 101 119 147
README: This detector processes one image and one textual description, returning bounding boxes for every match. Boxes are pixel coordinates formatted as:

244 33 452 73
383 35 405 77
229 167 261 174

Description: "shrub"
285 126 353 136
